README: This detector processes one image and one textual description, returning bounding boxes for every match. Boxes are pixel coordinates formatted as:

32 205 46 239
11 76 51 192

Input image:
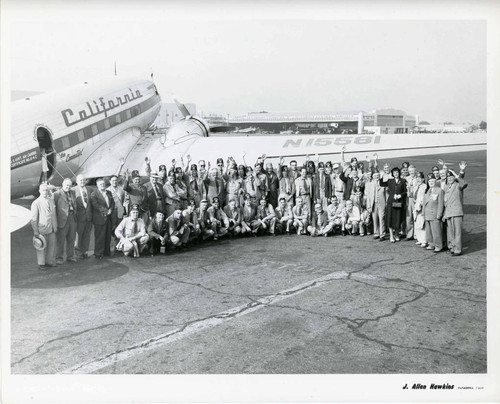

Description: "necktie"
132 219 138 236
82 188 88 207
216 179 219 195
285 177 290 194
194 179 199 192
251 178 255 191
321 174 324 188
298 207 302 216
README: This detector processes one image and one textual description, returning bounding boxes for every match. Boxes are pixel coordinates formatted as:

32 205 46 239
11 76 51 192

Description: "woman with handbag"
380 167 407 243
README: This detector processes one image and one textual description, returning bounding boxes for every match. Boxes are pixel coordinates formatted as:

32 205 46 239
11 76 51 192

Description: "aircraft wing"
140 132 487 171
75 127 144 179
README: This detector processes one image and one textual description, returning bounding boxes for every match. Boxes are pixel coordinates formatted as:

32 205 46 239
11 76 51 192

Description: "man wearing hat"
187 164 203 207
163 171 181 217
331 163 345 202
216 157 229 182
167 209 191 247
123 169 149 224
144 170 165 218
73 174 93 259
31 183 58 270
277 160 295 208
196 199 216 240
208 197 229 240
90 178 116 259
443 162 468 256
174 167 189 210
53 178 78 265
313 162 332 210
115 204 149 257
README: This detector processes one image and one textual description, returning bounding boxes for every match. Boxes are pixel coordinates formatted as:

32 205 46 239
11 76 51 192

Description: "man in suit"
365 171 387 240
274 197 294 234
167 209 191 248
307 203 331 237
31 183 58 270
254 163 269 202
423 176 445 252
240 195 260 236
144 171 165 218
163 171 181 218
73 174 93 259
147 211 168 255
204 168 226 206
403 165 418 240
340 165 364 201
313 162 332 210
53 178 77 264
115 204 149 257
331 163 345 202
443 163 468 256
265 162 280 208
295 167 314 220
90 178 116 259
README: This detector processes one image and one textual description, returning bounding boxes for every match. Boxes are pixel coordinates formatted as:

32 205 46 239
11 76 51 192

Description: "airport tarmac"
10 150 486 374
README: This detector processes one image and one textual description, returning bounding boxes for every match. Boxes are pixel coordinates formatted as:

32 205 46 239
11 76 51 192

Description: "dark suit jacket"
90 189 116 226
310 211 329 228
53 188 76 228
340 171 364 201
144 181 166 214
147 219 169 239
423 186 444 221
313 173 332 200
72 186 93 222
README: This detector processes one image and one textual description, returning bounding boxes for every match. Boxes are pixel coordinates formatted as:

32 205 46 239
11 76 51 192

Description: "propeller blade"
173 98 191 118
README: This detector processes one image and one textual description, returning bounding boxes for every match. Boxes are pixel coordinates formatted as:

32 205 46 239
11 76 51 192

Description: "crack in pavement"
428 286 486 302
61 271 349 374
11 321 182 370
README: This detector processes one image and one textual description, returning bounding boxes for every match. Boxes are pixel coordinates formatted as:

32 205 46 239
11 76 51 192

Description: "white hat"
33 235 46 251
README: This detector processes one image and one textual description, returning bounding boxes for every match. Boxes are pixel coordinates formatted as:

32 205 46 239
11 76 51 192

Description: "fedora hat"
33 234 46 251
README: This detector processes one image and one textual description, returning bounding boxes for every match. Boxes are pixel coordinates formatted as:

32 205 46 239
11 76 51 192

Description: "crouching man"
208 197 229 240
308 203 332 237
147 211 168 255
223 198 243 236
183 199 202 242
342 199 361 236
167 209 191 248
115 204 150 257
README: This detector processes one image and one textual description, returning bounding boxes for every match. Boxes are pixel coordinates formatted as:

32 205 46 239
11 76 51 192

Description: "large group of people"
30 147 468 270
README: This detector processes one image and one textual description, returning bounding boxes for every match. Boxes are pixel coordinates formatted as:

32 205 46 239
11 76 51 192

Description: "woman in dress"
412 171 428 247
380 167 407 243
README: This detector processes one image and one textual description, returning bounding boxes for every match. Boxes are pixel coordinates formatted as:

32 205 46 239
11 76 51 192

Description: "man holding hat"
31 183 58 270
115 204 149 257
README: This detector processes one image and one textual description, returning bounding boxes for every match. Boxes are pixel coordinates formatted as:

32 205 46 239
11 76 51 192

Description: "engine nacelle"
166 116 210 143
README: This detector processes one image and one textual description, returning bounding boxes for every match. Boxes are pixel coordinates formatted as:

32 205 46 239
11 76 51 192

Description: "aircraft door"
35 125 56 183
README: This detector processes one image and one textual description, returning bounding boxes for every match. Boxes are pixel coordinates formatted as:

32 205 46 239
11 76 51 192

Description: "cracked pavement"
10 151 487 374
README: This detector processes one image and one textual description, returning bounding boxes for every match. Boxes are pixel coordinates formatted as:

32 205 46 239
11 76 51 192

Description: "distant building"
228 108 417 134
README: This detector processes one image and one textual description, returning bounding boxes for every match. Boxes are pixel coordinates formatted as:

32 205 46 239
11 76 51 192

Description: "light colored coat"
444 177 467 218
31 196 58 235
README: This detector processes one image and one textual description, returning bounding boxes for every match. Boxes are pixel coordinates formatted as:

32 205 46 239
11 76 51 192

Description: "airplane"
10 76 162 231
119 100 487 175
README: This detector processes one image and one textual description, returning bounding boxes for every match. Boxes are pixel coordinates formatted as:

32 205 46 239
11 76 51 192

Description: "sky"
6 3 486 124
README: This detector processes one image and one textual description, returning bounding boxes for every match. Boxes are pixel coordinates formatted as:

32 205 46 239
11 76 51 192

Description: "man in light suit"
53 178 77 264
307 203 331 237
443 163 468 256
365 171 387 241
423 176 445 252
90 178 116 259
73 174 93 259
31 183 58 270
144 171 166 218
295 167 314 220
